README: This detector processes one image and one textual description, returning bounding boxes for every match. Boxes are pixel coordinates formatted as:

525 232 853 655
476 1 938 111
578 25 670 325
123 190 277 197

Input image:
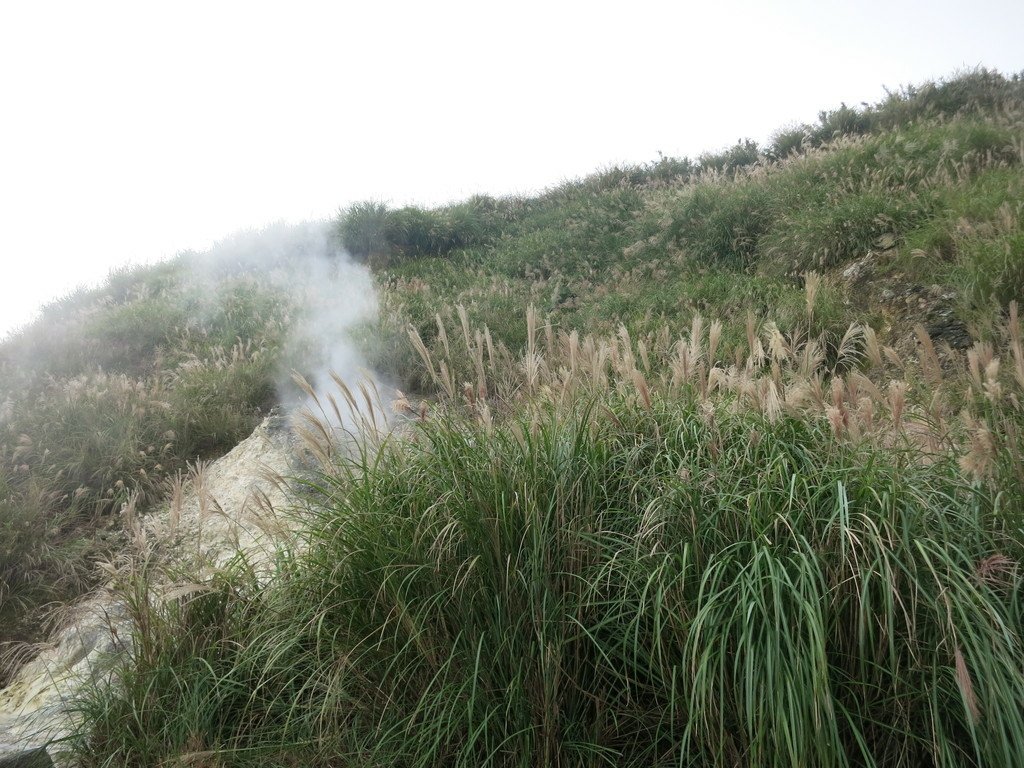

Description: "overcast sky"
1 0 1022 337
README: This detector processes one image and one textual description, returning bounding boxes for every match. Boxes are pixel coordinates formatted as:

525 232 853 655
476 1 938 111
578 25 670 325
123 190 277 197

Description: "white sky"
1 0 1022 337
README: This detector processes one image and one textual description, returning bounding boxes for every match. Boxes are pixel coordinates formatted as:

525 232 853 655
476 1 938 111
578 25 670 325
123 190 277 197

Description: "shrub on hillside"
698 138 761 174
660 179 774 269
335 200 390 261
767 124 809 159
337 197 508 265
762 189 930 272
809 103 872 145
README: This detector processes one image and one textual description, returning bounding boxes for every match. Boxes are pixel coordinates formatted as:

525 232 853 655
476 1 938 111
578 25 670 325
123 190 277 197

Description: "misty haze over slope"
0 219 385 657
184 221 383 415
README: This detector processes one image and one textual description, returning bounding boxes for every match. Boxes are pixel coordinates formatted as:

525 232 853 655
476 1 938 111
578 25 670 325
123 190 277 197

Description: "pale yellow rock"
0 418 296 765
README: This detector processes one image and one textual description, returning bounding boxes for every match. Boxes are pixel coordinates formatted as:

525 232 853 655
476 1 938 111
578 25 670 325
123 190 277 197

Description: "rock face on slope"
0 418 296 766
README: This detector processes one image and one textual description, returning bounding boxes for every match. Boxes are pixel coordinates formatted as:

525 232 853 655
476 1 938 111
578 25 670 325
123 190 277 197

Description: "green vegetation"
0 240 315 661
2 68 1024 765
71 304 1024 766
341 69 1023 388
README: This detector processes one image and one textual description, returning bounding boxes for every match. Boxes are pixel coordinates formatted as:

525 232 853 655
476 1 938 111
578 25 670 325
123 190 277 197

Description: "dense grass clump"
300 404 1024 767
337 196 512 266
70 385 1024 766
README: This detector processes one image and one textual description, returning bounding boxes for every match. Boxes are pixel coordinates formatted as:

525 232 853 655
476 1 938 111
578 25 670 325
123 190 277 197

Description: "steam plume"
185 220 385 429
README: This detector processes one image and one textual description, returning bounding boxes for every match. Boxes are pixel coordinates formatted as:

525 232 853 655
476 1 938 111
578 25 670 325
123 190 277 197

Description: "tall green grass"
69 291 1024 766
69 382 1024 766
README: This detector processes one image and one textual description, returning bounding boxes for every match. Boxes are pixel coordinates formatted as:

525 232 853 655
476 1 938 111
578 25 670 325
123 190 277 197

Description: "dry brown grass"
391 302 1024 492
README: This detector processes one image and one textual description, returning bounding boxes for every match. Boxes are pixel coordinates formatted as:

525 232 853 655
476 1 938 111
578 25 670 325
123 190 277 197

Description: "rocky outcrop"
0 418 296 766
840 249 973 354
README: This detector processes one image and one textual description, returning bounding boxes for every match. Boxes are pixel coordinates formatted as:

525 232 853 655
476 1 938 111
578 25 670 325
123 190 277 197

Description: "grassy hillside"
350 70 1023 394
2 69 1024 765
71 307 1024 766
1 261 278 650
0 224 374 660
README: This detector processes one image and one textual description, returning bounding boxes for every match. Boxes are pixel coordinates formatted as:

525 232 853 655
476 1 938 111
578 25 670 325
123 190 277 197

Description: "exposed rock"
926 308 973 350
836 249 973 353
0 419 296 766
841 253 876 285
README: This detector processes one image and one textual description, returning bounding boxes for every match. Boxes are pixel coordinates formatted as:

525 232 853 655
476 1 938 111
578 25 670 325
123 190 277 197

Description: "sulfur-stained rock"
0 418 296 766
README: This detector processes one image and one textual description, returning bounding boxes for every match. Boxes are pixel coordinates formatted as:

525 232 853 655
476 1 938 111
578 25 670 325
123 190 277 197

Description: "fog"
184 221 387 428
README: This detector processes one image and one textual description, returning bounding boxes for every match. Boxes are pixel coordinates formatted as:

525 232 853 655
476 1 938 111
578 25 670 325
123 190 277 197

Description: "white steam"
185 220 387 430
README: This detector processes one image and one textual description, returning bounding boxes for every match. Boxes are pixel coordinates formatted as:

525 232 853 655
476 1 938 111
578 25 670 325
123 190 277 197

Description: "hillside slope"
346 70 1023 393
0 223 374 659
1 68 1023 767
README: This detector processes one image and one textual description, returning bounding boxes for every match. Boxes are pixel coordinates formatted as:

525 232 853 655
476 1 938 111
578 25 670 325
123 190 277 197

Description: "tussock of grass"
70 301 1024 766
70 394 1024 767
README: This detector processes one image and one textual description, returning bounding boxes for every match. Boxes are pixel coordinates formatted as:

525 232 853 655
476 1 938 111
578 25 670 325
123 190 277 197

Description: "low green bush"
767 124 808 159
338 197 510 265
336 200 391 260
660 180 775 270
698 139 761 174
